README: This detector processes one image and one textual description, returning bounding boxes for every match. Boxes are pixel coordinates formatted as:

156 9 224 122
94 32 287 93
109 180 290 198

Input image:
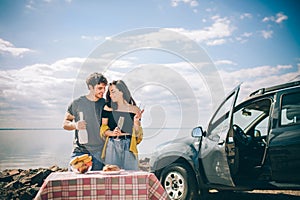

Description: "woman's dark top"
102 110 135 134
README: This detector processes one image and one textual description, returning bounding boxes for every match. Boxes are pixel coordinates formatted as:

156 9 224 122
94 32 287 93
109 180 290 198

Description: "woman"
100 80 144 170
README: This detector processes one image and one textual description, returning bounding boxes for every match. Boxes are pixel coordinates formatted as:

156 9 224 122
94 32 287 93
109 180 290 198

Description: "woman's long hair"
106 80 136 110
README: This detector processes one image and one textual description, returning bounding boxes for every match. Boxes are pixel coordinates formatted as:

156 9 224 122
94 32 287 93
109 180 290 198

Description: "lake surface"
0 128 193 170
0 129 73 170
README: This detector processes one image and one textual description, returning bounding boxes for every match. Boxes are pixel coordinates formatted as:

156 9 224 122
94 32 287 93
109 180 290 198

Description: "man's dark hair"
86 72 108 88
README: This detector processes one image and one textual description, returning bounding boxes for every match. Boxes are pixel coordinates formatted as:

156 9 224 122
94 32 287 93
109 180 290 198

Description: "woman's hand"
113 127 122 137
134 109 144 121
134 108 144 127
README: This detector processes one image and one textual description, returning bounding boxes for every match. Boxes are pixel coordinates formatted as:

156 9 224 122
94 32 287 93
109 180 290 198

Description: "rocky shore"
0 157 150 200
0 165 67 200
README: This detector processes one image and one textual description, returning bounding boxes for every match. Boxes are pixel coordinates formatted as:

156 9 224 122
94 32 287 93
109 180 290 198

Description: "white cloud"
0 38 34 57
171 0 179 7
25 0 37 10
81 35 105 41
229 65 292 78
205 7 215 13
214 64 299 108
167 16 235 45
261 30 273 39
0 57 85 128
190 0 199 7
275 12 288 24
240 13 252 20
170 0 198 8
236 32 253 43
262 16 273 22
206 39 226 46
219 64 297 95
241 32 252 38
214 60 237 66
262 12 288 24
80 17 234 49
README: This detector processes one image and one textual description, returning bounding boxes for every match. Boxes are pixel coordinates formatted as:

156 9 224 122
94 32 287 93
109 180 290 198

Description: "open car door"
200 84 240 186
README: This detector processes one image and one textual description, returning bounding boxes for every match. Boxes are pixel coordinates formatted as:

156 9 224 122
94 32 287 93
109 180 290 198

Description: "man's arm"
63 112 76 130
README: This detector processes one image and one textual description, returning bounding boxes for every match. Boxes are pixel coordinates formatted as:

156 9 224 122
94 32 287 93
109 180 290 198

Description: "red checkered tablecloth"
34 171 169 200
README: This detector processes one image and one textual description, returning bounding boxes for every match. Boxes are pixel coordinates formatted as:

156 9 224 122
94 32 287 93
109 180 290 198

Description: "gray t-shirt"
67 96 105 154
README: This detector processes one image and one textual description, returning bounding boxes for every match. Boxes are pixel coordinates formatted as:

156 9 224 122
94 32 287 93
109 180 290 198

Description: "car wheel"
160 163 199 200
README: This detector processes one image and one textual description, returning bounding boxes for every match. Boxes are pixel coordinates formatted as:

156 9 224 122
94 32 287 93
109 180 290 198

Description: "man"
63 72 108 170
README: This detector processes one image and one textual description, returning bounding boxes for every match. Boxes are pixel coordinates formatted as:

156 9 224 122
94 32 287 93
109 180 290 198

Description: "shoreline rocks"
0 165 67 200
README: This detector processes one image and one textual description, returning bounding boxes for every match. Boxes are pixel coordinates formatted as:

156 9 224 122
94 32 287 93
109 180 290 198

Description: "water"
0 128 193 170
0 129 73 170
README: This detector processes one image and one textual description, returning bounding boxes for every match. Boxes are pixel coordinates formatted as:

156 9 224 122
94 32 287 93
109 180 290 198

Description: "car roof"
249 80 300 97
237 80 300 106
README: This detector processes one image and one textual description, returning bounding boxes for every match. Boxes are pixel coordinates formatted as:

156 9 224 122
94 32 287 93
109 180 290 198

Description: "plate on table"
99 169 124 175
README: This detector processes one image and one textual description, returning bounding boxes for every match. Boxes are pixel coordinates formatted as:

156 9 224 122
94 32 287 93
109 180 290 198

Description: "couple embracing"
63 72 144 171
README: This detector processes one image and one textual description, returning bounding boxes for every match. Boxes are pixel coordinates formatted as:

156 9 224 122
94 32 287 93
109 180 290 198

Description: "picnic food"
70 154 92 173
103 164 120 172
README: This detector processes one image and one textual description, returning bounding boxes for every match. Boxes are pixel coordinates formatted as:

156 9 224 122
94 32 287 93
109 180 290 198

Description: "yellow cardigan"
100 124 143 159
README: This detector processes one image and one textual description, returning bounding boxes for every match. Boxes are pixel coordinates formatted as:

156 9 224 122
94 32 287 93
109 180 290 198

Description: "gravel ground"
205 190 300 200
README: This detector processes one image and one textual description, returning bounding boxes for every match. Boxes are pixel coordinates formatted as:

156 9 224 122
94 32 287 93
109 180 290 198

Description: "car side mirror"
192 127 206 138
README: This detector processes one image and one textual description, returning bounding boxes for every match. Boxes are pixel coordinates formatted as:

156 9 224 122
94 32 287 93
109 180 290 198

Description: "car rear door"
268 87 300 182
200 85 240 186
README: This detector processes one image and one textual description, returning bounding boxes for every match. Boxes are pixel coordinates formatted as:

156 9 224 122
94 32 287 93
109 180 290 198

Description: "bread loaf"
103 164 120 172
70 154 93 173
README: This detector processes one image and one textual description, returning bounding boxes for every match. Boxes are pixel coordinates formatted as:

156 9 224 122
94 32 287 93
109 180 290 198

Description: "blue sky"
0 0 299 131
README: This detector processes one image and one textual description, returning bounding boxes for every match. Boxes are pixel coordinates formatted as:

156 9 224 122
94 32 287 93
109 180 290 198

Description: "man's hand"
76 120 87 130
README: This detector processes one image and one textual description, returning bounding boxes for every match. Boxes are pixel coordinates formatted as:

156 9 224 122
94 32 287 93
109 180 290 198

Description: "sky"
0 0 299 132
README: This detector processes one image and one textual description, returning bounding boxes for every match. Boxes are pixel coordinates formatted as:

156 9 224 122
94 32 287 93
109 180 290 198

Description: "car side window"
208 92 235 140
255 116 269 137
209 115 229 141
280 92 300 126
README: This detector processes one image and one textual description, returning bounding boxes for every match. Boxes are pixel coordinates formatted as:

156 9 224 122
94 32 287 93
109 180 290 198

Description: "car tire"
160 163 200 200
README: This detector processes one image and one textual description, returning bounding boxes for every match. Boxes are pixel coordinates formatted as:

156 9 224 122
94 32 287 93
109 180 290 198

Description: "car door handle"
218 140 225 145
